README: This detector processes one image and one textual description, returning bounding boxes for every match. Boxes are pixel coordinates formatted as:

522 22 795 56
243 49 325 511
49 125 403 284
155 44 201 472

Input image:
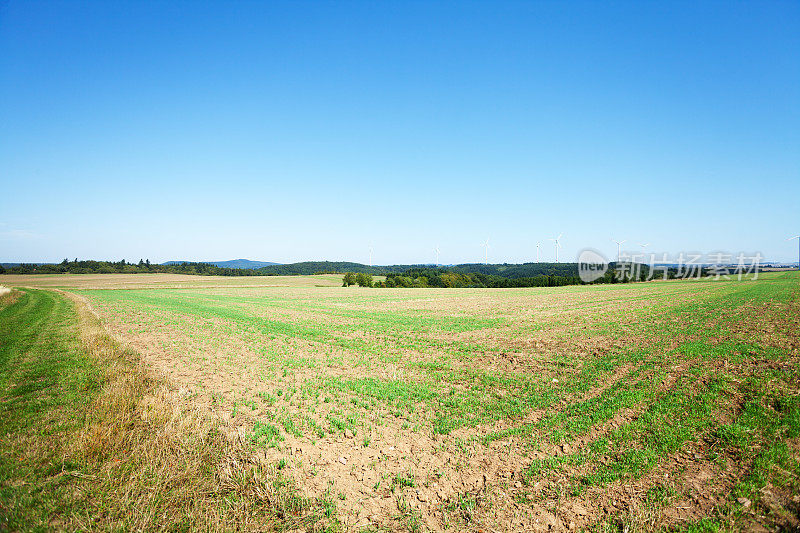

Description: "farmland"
0 272 346 290
1 272 799 531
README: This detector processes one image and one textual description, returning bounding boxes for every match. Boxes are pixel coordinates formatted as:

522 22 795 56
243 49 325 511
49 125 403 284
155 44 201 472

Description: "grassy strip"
0 288 103 527
0 289 335 531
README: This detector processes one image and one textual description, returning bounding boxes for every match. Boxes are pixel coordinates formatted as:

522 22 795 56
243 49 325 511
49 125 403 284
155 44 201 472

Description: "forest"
356 266 641 288
0 259 260 276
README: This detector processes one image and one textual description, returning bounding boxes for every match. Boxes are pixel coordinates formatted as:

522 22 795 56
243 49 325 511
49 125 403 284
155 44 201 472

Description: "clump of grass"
320 484 338 519
257 391 276 405
249 421 283 447
395 496 422 533
444 492 478 523
392 471 415 489
279 415 303 438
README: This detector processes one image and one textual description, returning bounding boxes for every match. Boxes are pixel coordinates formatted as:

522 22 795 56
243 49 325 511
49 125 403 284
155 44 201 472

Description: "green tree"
342 272 356 286
355 272 373 287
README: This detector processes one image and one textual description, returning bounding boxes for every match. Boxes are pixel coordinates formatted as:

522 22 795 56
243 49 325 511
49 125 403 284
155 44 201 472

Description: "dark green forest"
348 265 652 288
380 268 582 288
0 259 259 276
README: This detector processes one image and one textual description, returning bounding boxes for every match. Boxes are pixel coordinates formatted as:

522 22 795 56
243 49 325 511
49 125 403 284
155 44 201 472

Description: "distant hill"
258 261 409 276
210 259 281 269
446 262 579 278
164 259 280 269
256 261 419 276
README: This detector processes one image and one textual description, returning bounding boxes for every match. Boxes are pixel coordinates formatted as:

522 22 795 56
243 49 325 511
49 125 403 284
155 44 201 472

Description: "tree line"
384 268 582 288
340 264 696 289
0 259 263 276
1 259 584 278
340 267 585 288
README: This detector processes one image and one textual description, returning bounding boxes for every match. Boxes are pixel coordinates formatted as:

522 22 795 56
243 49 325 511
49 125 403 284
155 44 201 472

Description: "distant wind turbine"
368 244 374 267
481 238 490 265
434 245 441 267
637 242 650 254
536 241 541 263
789 235 800 270
611 238 627 262
548 233 563 263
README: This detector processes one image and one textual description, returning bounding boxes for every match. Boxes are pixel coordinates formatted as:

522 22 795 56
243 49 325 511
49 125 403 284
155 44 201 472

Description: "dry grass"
0 286 16 304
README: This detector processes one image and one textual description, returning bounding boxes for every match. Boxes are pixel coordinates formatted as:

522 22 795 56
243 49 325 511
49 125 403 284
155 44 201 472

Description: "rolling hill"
163 259 280 269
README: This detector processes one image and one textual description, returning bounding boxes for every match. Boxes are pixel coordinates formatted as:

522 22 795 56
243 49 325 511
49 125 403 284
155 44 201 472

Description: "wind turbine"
789 235 800 270
481 238 490 265
548 233 563 263
611 238 627 262
434 245 441 267
637 242 650 253
536 241 541 263
368 244 373 267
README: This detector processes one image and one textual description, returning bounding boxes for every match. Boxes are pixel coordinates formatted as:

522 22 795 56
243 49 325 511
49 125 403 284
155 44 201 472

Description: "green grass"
250 421 284 447
0 289 103 529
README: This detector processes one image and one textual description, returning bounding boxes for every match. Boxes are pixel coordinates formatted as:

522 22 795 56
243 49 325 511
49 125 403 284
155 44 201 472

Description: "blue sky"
1 1 798 264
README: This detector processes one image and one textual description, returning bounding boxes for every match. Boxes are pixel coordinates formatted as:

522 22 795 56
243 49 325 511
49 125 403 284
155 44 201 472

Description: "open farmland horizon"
6 258 796 281
2 272 798 531
2 1 799 531
5 258 800 272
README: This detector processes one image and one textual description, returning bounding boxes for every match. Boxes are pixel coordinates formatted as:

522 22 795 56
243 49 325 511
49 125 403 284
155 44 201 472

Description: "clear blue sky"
1 1 798 265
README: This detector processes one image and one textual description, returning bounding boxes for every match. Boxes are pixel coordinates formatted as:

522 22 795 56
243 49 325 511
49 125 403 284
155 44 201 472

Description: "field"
1 272 799 531
0 272 347 289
